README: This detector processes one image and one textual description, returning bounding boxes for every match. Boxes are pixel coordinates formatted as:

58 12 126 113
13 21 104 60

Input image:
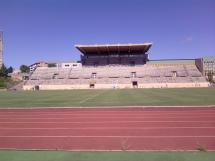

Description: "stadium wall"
23 82 209 90
23 56 210 90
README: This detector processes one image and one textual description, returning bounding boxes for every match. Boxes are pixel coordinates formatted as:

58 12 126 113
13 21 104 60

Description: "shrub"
207 71 214 83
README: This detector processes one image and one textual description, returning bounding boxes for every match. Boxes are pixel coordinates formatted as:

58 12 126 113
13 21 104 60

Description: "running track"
0 107 215 151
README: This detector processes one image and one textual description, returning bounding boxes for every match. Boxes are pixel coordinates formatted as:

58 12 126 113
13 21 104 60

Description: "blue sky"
0 0 215 68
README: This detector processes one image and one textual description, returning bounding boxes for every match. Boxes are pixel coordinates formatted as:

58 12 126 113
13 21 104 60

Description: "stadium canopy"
75 43 152 55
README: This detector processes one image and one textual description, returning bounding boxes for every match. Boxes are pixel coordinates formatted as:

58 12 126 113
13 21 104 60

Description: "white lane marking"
0 127 215 130
0 120 215 124
0 113 214 118
0 116 215 119
0 135 215 138
1 110 215 114
0 121 215 123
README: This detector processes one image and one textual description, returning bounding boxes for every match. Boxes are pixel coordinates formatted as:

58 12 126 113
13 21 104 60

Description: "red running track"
0 107 215 151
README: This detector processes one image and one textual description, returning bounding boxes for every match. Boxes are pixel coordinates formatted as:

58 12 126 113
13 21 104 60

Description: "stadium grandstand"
23 43 209 90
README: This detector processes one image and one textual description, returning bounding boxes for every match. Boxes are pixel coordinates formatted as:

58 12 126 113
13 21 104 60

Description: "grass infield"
0 151 215 161
0 88 214 107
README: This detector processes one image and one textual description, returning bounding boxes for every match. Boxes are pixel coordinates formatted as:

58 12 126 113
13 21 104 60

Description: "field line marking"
1 110 215 113
78 91 106 104
0 105 215 109
1 148 215 152
1 110 215 114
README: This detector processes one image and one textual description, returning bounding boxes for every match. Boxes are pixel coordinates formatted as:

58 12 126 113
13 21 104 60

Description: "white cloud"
182 36 193 43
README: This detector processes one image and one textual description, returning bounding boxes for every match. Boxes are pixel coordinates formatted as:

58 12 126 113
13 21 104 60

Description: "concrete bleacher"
24 63 209 90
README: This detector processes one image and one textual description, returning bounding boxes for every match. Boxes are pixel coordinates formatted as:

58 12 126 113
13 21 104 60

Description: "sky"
0 0 215 68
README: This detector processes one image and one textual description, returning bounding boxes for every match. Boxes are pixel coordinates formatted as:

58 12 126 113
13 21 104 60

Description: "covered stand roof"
75 43 152 55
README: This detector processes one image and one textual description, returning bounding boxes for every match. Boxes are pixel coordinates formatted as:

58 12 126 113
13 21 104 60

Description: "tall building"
196 57 215 76
0 31 3 67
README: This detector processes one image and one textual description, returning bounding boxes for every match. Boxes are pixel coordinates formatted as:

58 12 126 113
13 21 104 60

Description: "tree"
20 65 30 73
7 66 13 74
0 64 8 77
207 71 214 83
0 64 14 89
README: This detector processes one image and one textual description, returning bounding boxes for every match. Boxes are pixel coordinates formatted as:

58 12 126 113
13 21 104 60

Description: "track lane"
0 128 215 136
0 107 215 150
1 136 215 150
0 117 214 122
1 121 214 128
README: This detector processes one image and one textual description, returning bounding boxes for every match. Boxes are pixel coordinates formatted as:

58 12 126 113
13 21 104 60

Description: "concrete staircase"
8 81 25 91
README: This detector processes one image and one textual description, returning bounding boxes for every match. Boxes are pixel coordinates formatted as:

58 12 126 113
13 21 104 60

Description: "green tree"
207 71 214 83
0 64 8 77
7 66 13 73
20 65 30 73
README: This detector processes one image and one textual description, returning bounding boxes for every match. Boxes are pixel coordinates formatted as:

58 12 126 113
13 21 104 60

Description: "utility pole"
0 31 3 67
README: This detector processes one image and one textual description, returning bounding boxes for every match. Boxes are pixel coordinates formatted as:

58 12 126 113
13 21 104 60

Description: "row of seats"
30 65 203 80
26 76 207 86
26 64 208 86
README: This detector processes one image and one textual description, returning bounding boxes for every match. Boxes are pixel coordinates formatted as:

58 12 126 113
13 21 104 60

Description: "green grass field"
0 88 215 107
0 151 215 161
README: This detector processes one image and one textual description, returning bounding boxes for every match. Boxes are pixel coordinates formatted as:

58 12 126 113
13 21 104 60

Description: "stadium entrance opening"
35 85 40 90
130 61 135 66
89 83 95 88
132 81 138 88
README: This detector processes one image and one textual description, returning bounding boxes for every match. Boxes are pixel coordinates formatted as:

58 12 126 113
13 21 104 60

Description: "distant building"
29 61 48 72
58 62 82 69
195 57 215 76
0 32 3 68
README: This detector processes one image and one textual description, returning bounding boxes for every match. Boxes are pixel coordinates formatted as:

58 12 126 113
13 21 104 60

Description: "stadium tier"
23 43 209 90
75 43 151 66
